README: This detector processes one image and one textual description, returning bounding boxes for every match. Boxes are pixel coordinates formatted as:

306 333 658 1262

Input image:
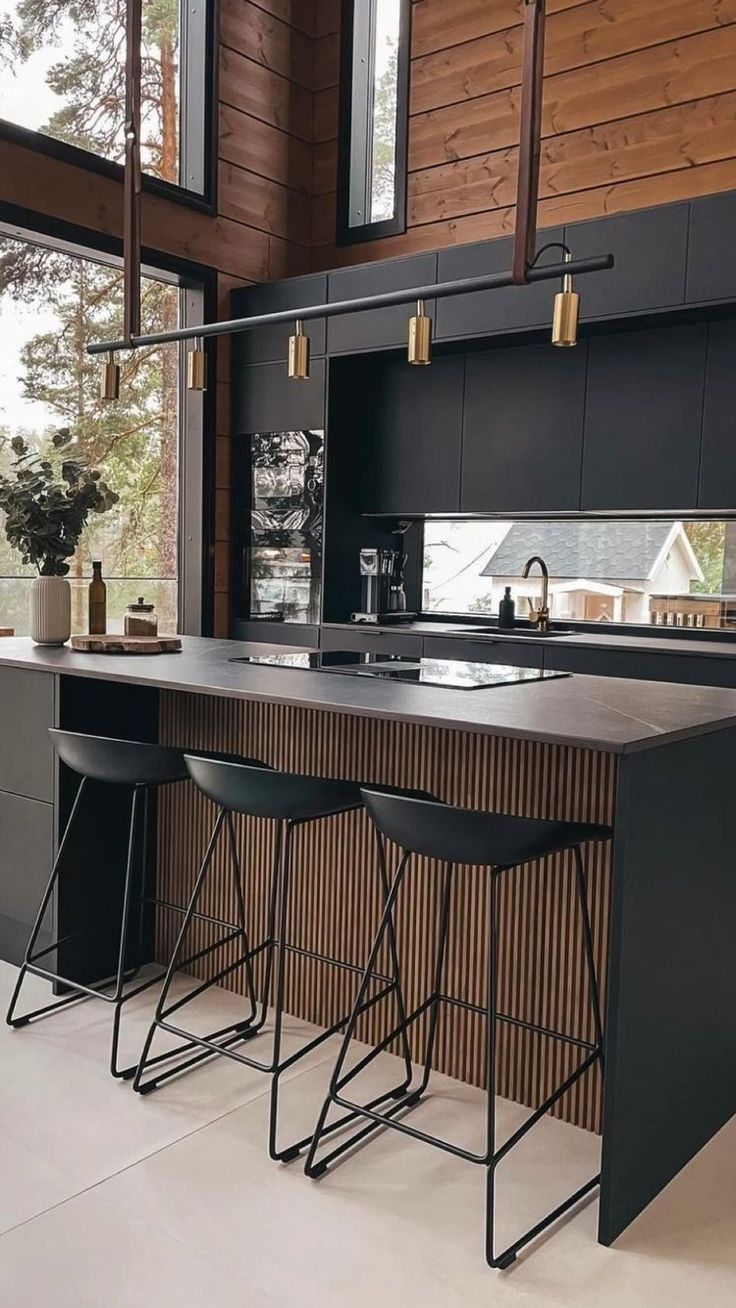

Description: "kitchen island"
1 635 734 1250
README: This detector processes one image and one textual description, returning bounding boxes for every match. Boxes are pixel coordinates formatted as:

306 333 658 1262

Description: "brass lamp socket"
187 341 208 391
288 321 310 380
100 352 120 402
552 263 580 347
408 300 432 365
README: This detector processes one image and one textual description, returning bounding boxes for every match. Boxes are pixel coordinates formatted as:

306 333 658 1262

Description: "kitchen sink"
456 626 573 638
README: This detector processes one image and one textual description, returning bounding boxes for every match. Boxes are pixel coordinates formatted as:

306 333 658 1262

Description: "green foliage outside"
0 0 181 633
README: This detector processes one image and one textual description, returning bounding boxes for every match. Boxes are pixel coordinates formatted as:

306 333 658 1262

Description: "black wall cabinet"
568 204 688 321
232 358 326 433
462 341 587 513
358 354 464 514
687 193 736 305
230 275 327 366
435 228 564 341
326 253 437 355
581 324 707 511
699 319 736 509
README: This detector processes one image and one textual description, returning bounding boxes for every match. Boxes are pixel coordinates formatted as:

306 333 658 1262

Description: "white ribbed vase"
30 576 71 646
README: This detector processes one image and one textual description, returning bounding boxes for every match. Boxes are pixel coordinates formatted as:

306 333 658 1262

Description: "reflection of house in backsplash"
481 522 703 624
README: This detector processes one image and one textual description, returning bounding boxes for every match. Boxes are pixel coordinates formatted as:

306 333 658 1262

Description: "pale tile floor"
1 959 735 1307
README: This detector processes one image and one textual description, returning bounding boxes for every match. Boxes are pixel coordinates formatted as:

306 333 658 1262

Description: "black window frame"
0 200 219 635
336 0 412 247
0 0 219 214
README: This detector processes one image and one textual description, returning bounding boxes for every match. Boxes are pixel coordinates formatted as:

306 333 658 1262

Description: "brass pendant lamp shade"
288 320 310 380
186 338 208 391
552 253 580 347
408 300 432 365
100 351 121 402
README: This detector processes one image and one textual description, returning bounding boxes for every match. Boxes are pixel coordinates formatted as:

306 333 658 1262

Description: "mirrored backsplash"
423 519 736 630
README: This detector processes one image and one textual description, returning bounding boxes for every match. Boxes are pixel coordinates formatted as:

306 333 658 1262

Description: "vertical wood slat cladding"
311 0 736 267
156 693 616 1134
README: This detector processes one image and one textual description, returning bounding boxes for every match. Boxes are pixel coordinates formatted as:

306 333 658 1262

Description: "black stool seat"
361 788 612 867
51 729 190 787
184 754 361 822
50 729 267 788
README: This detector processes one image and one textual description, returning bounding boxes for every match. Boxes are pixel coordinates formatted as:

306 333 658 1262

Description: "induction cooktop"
228 650 570 691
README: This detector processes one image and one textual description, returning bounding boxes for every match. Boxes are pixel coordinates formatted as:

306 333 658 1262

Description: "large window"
337 0 411 244
423 519 736 631
0 229 204 634
0 0 212 196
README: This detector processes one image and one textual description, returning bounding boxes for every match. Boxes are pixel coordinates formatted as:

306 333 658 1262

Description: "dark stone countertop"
4 635 736 755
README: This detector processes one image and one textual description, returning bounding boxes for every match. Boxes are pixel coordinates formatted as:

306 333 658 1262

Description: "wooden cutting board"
70 634 182 655
0 629 13 637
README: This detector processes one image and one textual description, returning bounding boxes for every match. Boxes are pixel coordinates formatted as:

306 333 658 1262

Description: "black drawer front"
320 627 424 658
422 636 544 669
0 667 55 801
543 645 736 689
0 792 54 966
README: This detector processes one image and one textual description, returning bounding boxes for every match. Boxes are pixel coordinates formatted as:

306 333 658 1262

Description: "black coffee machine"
351 547 415 624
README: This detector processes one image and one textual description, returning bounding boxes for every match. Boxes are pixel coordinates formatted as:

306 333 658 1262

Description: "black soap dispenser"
498 586 516 630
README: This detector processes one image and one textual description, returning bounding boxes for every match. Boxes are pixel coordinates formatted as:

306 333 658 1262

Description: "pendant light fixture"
408 299 432 365
99 351 121 402
186 337 208 390
288 319 310 380
552 250 580 348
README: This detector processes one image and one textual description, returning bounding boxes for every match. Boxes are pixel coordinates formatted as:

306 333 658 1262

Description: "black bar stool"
133 756 419 1162
305 789 611 1270
5 729 264 1080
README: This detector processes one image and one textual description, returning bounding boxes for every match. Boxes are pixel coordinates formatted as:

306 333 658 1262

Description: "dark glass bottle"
88 561 107 635
498 586 516 630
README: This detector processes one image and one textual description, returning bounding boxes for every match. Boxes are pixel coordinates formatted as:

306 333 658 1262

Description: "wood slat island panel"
156 691 616 1133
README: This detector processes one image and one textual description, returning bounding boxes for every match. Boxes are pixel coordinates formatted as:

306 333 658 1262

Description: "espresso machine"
351 547 415 624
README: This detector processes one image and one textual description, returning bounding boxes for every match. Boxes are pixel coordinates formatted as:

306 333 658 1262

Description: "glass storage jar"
124 597 158 637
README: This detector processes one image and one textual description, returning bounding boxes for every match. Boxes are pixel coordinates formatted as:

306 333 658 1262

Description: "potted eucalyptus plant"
0 429 118 646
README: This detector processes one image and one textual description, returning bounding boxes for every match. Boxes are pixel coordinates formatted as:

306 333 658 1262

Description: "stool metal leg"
307 845 606 1270
485 855 604 1269
6 777 91 1029
133 809 258 1093
416 861 453 1096
304 850 421 1178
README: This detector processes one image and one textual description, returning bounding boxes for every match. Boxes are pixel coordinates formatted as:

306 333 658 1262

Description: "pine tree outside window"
0 228 206 634
337 0 411 245
0 0 212 198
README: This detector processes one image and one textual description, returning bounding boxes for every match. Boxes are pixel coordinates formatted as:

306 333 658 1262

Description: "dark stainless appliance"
352 547 415 624
247 430 324 624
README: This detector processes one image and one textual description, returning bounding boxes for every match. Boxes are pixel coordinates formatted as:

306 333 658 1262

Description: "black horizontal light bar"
86 253 614 355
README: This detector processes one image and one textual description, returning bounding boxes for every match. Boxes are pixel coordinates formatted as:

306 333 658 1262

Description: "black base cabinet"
0 668 56 965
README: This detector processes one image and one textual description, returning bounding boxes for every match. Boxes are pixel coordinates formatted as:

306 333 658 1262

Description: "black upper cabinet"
359 354 464 514
326 253 437 354
230 275 327 366
699 319 736 509
567 204 688 321
581 324 707 511
232 358 326 433
687 193 736 305
435 228 564 341
462 342 587 513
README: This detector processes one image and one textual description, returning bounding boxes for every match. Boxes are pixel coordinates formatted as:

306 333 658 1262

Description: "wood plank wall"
311 0 736 267
156 692 616 1133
